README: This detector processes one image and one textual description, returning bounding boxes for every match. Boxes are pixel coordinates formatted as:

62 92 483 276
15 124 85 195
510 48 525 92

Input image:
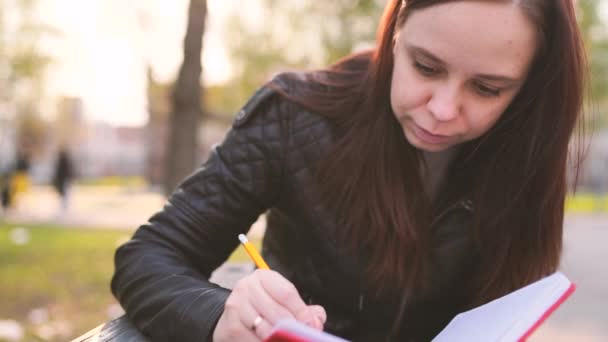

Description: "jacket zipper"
430 199 473 229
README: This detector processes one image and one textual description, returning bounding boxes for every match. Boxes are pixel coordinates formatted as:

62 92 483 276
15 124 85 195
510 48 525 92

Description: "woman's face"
390 1 538 152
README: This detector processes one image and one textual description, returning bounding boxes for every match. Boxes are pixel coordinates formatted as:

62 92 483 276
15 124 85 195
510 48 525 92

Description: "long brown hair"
272 0 587 305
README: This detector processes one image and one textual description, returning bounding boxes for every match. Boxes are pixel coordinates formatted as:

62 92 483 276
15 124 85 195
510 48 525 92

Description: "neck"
420 146 460 201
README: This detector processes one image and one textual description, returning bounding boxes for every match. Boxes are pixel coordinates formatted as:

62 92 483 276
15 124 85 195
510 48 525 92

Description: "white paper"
432 272 572 342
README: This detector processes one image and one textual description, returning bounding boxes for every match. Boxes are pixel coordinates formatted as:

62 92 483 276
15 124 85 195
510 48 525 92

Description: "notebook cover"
518 282 576 341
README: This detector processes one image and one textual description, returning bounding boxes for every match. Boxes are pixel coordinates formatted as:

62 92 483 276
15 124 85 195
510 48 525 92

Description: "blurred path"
2 185 164 230
2 185 607 340
0 184 267 237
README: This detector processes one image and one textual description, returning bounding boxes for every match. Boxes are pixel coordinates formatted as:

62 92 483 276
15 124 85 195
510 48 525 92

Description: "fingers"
213 301 259 342
213 270 327 342
250 315 274 338
308 305 327 330
237 302 274 340
256 270 326 330
248 274 297 324
309 305 327 323
257 270 310 318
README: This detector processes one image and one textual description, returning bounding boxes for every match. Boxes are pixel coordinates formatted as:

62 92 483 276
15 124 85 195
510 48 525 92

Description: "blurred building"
26 96 148 181
76 123 146 178
56 97 86 144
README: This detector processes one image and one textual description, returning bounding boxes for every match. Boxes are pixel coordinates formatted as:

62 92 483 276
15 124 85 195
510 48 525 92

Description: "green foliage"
206 83 248 115
578 0 608 126
305 0 384 64
210 0 608 127
210 0 384 115
0 0 55 155
0 0 53 91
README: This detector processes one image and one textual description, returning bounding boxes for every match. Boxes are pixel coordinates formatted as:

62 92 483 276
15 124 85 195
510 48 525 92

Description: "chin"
413 142 454 153
403 129 455 152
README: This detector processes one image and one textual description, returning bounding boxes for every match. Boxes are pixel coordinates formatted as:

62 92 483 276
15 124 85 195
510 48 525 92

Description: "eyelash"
473 82 501 97
413 61 438 76
413 61 502 98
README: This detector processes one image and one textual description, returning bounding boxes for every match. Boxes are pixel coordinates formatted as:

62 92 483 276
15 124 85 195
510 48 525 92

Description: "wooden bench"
71 316 149 342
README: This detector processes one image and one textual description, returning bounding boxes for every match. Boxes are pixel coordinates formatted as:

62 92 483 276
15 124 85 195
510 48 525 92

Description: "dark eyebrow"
407 45 446 66
407 44 523 85
475 73 521 84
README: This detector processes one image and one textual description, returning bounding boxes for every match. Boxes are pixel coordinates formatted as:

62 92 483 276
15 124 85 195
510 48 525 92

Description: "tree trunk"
164 0 207 196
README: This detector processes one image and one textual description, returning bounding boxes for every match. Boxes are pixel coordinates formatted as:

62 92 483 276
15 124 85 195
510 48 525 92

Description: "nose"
427 83 462 122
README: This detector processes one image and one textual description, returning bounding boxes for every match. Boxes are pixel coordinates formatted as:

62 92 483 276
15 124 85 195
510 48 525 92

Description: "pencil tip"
238 234 248 244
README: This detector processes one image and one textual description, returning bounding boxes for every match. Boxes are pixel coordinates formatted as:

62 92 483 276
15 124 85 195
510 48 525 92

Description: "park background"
1 0 608 341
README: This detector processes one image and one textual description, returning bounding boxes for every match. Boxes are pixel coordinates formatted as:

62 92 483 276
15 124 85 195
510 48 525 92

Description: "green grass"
0 221 260 342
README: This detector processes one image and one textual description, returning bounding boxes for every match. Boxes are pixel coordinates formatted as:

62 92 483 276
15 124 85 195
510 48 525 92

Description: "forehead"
399 1 537 78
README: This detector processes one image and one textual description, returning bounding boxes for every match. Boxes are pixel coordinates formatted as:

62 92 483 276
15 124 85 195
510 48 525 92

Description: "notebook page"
432 272 571 342
499 273 572 341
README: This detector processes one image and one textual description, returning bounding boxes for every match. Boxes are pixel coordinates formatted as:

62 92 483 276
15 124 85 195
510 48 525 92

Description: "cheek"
390 67 405 115
390 63 424 115
464 91 519 138
468 109 505 138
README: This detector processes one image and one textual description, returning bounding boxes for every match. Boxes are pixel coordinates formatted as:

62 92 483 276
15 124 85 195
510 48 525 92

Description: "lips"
411 123 451 145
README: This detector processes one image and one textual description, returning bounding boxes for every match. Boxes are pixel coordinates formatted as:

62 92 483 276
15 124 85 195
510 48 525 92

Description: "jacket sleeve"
110 85 288 342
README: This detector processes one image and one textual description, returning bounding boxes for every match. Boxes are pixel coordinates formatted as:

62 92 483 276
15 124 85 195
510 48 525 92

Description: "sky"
39 0 244 127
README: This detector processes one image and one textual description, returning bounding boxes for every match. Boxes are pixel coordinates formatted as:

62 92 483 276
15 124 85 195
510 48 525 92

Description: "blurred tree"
164 0 208 196
578 0 608 127
146 69 170 186
14 107 49 154
0 0 54 160
211 0 385 115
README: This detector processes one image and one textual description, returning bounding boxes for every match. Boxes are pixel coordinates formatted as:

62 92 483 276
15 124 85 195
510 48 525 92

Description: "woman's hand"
212 269 326 342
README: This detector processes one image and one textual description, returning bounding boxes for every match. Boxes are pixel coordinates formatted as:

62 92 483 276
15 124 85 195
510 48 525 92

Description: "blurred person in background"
111 1 589 341
1 169 13 212
52 147 75 214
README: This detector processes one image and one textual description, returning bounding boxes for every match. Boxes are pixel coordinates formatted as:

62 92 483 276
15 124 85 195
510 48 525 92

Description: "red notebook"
264 272 574 342
264 319 349 342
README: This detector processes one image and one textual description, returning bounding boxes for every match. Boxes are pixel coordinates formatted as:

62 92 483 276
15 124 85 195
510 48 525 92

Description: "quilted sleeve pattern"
110 85 288 342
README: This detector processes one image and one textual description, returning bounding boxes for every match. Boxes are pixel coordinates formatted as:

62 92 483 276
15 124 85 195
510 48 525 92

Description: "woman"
111 0 587 341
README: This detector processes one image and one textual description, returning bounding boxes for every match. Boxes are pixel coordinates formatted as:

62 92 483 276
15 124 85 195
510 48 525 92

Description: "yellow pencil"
238 234 270 270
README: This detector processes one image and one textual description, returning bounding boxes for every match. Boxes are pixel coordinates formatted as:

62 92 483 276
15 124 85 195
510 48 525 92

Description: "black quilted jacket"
111 74 477 342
